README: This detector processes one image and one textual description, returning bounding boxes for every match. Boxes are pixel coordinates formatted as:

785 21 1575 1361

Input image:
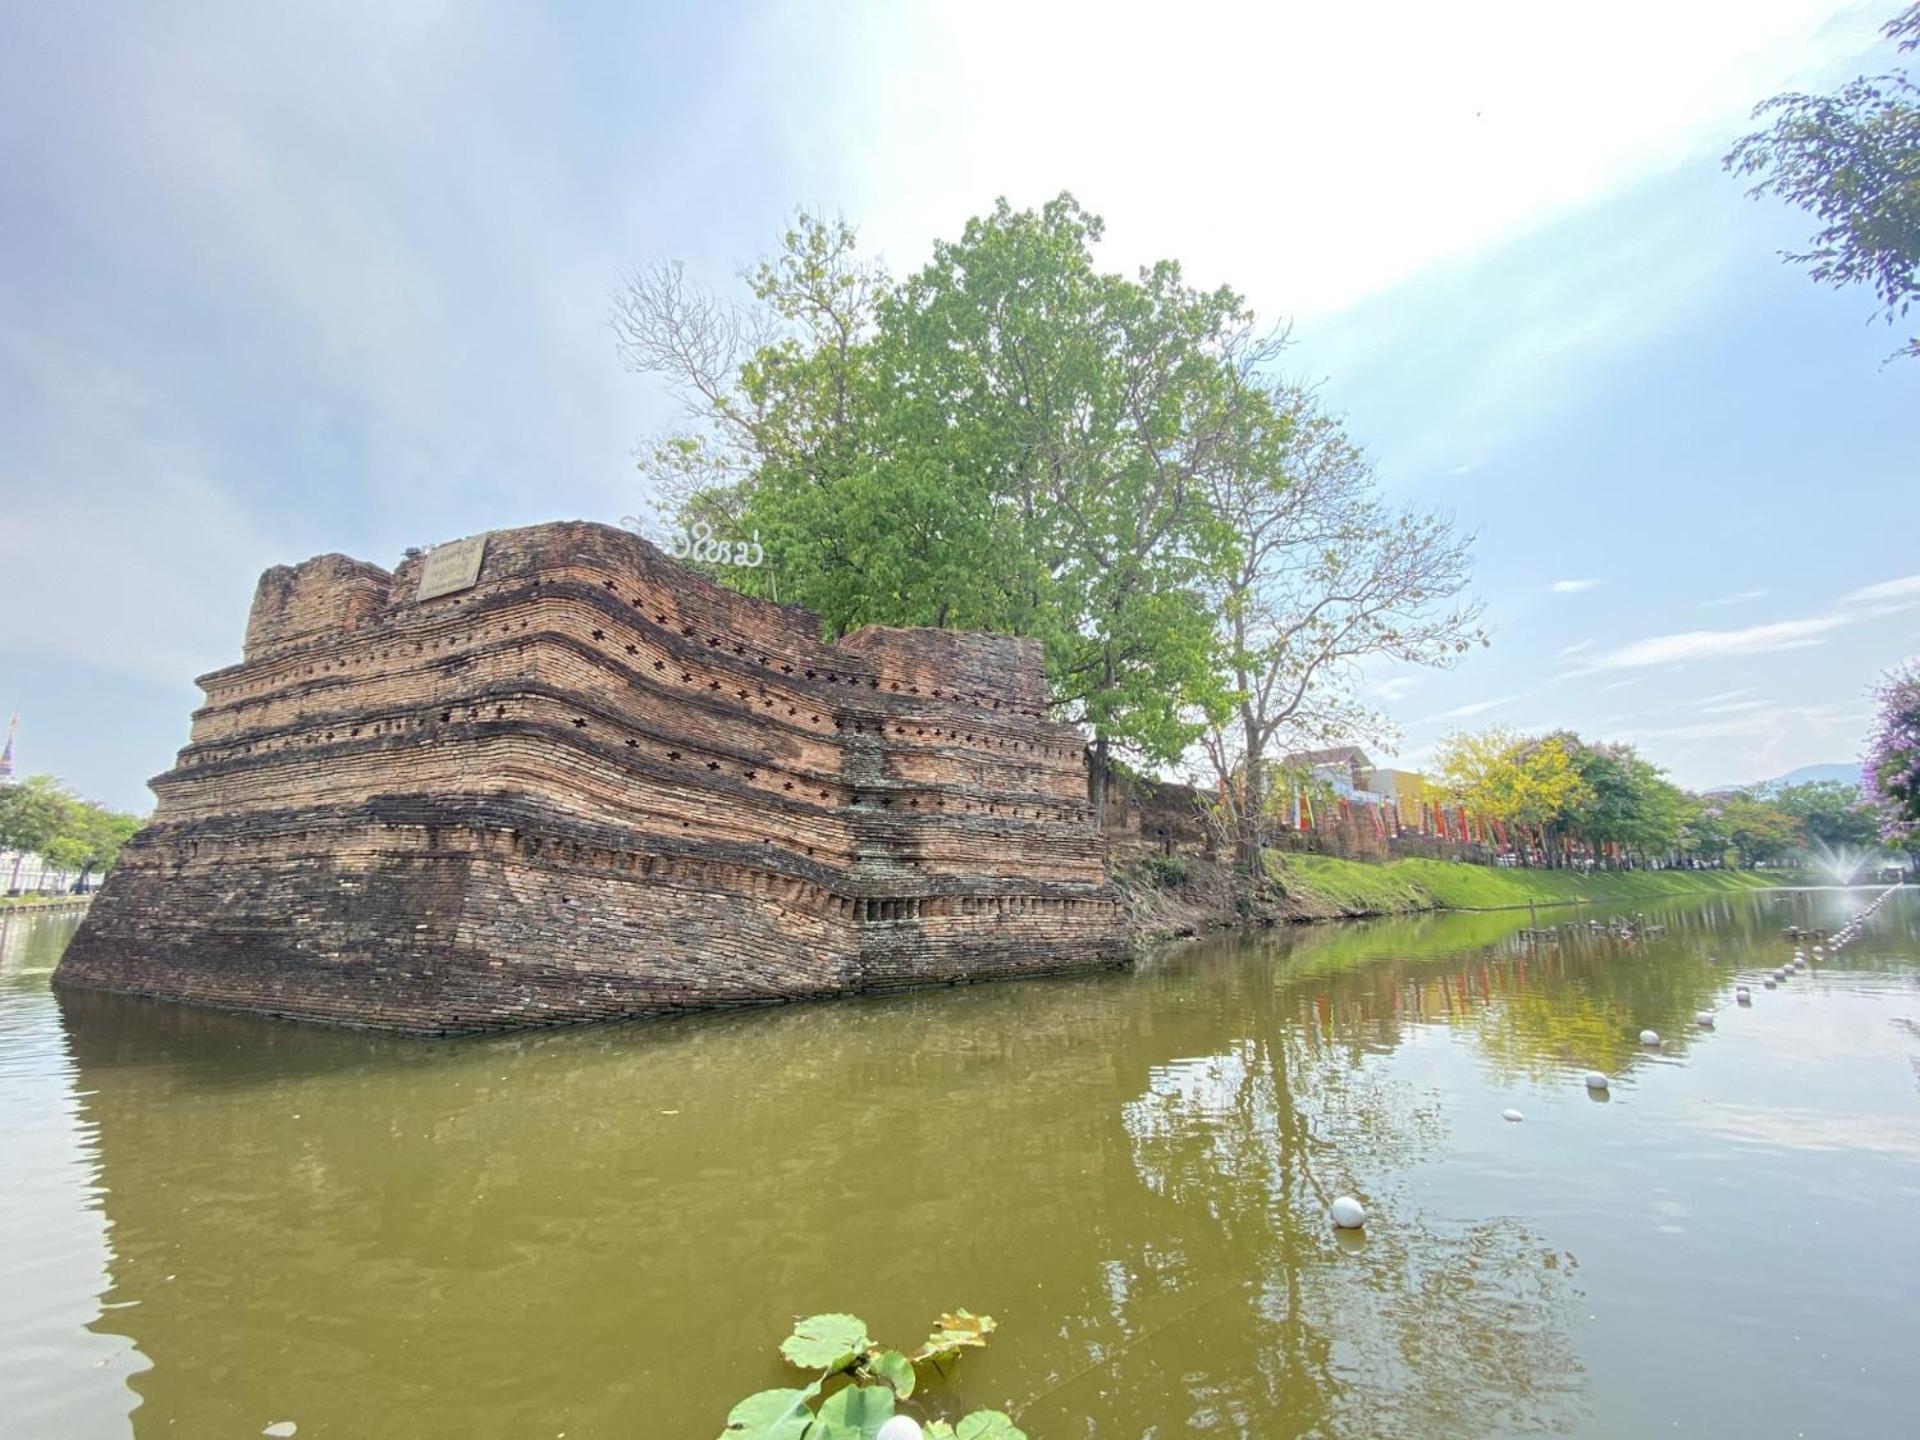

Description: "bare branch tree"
1204 381 1486 869
610 213 886 530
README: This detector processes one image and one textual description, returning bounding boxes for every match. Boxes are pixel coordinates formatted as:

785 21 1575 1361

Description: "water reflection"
1112 1015 1582 1438
5 888 1917 1437
0 910 145 1440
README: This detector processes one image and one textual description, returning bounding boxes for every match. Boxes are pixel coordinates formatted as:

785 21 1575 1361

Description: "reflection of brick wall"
59 522 1126 1032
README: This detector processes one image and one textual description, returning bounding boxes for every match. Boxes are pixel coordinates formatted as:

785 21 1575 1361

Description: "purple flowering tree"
1862 660 1920 847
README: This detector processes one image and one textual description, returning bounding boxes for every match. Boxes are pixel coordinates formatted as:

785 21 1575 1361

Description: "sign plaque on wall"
416 534 489 601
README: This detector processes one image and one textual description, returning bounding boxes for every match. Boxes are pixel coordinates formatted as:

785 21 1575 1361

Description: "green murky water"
3 888 1918 1439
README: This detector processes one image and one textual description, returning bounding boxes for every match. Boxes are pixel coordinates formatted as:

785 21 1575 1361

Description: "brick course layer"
57 521 1129 1032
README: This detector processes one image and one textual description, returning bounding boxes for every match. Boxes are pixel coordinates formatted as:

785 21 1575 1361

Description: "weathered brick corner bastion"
57 521 1129 1032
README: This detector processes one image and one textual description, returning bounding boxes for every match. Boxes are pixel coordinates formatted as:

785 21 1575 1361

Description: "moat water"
3 888 1918 1439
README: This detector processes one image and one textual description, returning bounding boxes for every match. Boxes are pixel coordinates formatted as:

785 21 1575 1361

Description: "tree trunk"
1233 627 1263 875
1088 645 1116 826
1238 730 1267 876
1089 733 1110 824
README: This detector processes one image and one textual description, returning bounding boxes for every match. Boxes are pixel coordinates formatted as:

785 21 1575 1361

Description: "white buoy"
263 1426 297 1440
1584 1071 1610 1090
877 1418 926 1440
1736 987 1751 1004
1502 1108 1525 1122
1764 978 1777 989
1330 1195 1367 1229
1640 1029 1661 1046
1695 1011 1714 1027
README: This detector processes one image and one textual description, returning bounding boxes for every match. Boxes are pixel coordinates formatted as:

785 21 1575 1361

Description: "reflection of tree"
1228 894 1783 1083
1097 961 1584 1440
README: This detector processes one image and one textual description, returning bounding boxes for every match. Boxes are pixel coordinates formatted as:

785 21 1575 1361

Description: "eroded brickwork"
58 522 1128 1032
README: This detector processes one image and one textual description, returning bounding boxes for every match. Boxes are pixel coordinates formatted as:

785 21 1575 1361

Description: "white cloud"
1556 638 1596 659
1575 615 1851 672
1703 587 1770 608
1550 578 1601 594
1622 701 1862 744
1419 693 1527 725
1371 676 1421 702
1614 700 1873 789
1839 574 1920 606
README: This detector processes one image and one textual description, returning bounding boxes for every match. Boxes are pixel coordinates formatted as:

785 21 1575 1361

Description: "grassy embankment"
1272 853 1782 919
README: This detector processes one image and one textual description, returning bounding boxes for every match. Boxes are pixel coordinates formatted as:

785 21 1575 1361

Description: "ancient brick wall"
59 521 1127 1032
1102 775 1215 862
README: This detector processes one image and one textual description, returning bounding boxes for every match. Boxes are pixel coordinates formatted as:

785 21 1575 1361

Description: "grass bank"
1272 854 1783 919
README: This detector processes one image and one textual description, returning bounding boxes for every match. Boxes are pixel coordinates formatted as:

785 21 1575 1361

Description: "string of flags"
1272 784 1629 859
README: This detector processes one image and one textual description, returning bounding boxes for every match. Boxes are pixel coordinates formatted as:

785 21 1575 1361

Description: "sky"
1 0 1916 813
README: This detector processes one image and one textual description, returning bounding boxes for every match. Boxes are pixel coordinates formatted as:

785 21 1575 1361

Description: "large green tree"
618 196 1276 814
1676 793 1733 866
1 775 75 891
1564 739 1686 860
1772 779 1883 850
885 197 1255 810
0 775 141 892
1717 792 1805 868
1725 4 1920 359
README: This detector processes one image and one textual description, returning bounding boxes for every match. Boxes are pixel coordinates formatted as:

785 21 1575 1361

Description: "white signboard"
416 534 488 600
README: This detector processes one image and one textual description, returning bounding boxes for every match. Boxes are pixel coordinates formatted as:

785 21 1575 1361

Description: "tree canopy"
1422 726 1909 871
1725 3 1920 359
619 197 1481 823
1864 659 1920 841
1435 729 1590 833
1773 779 1883 849
0 775 142 889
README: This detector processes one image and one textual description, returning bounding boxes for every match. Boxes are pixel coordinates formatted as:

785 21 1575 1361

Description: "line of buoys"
1826 881 1901 956
1338 885 1906 1240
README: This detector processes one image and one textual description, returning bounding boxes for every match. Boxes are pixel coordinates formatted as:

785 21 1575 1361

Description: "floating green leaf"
780 1313 871 1372
866 1349 914 1399
717 1387 814 1440
811 1382 894 1439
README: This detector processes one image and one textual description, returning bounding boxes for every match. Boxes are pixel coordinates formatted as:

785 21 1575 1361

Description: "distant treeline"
0 775 144 891
1433 727 1904 869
